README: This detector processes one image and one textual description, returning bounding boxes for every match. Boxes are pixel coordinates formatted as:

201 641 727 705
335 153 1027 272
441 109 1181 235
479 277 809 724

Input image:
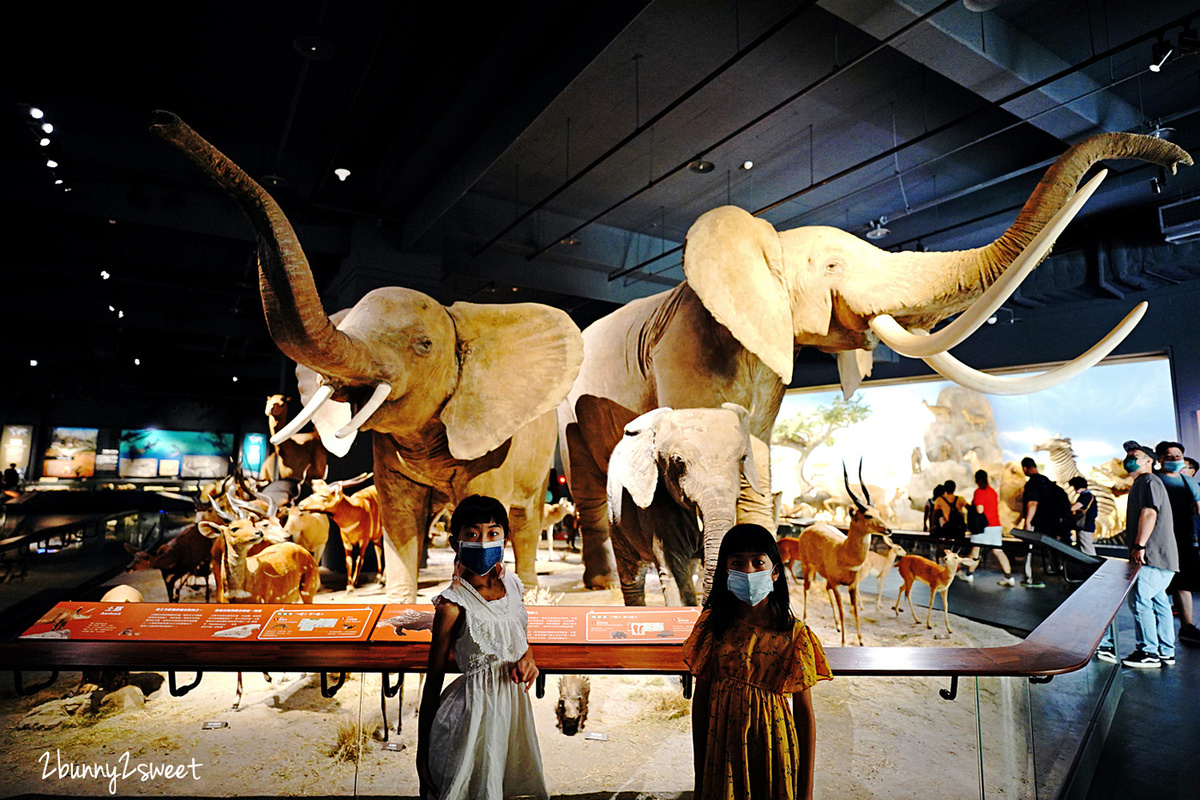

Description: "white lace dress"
426 570 548 800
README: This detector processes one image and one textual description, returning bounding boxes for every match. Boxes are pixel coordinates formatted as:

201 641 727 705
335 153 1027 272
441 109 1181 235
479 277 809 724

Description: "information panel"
370 605 699 644
19 603 381 642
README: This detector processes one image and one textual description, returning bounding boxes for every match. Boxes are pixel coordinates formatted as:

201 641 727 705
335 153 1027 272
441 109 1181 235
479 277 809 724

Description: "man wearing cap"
1096 441 1180 668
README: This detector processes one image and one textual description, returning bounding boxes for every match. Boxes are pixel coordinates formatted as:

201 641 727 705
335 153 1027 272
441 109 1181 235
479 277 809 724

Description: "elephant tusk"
869 170 1107 358
270 384 334 445
335 383 391 439
920 302 1146 395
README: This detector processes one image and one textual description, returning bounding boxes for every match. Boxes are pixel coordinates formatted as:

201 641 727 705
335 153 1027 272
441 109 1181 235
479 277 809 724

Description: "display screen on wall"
43 427 100 478
1 425 33 473
772 357 1174 529
240 433 268 475
118 429 234 479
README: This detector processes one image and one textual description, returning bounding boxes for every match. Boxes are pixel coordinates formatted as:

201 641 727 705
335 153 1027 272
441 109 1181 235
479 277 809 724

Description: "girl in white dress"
416 495 548 800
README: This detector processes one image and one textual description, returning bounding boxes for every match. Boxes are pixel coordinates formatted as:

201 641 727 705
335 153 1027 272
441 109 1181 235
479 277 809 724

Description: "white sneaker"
998 576 1016 587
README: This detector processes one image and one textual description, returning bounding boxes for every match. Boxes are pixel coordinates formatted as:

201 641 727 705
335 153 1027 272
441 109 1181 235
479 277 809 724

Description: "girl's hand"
511 648 539 691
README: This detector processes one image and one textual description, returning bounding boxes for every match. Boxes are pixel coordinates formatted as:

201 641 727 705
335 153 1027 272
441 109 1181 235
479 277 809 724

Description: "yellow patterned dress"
683 609 832 800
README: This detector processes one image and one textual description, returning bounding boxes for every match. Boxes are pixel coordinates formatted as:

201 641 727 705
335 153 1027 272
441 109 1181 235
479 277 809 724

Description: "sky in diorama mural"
771 358 1175 506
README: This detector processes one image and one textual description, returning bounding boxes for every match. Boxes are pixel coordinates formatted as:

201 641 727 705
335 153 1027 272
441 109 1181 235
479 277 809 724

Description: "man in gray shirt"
1097 441 1180 668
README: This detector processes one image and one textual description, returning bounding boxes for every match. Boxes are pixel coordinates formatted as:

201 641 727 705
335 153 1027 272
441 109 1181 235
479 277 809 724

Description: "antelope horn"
843 463 867 512
857 458 871 507
921 302 1147 395
869 170 1106 357
270 384 334 445
337 472 374 490
209 496 235 523
335 383 392 439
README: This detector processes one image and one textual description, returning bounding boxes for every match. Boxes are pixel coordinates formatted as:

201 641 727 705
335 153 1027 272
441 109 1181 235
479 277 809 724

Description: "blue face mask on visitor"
458 540 505 576
1123 455 1141 473
727 568 774 606
1163 460 1186 473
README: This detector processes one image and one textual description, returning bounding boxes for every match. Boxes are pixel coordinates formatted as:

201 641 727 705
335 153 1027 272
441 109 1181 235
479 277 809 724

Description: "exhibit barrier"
0 559 1136 799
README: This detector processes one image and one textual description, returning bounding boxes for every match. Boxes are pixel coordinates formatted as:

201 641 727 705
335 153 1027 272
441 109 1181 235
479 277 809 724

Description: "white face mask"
727 568 774 606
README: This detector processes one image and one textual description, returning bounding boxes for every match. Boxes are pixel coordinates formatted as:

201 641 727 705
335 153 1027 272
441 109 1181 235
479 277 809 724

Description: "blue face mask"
458 540 505 576
1163 460 1186 473
1123 455 1142 473
727 568 774 606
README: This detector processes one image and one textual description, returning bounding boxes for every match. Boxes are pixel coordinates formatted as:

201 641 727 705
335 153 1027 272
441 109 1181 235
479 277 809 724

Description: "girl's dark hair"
449 495 510 539
975 469 989 488
1068 476 1088 491
703 523 794 638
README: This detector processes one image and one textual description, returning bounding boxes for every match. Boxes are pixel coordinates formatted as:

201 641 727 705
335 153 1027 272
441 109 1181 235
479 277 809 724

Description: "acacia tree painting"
772 395 871 488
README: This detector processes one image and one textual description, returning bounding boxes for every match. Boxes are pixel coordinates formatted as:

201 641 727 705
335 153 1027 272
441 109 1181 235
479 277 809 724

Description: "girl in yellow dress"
685 523 832 800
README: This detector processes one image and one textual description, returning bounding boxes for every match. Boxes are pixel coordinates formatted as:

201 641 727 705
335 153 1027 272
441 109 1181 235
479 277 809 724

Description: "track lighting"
28 107 44 119
333 168 350 182
1149 38 1173 73
865 217 890 240
688 160 715 174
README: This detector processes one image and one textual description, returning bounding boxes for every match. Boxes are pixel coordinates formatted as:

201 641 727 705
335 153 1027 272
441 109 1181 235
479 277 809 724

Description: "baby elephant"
607 404 759 605
556 675 591 736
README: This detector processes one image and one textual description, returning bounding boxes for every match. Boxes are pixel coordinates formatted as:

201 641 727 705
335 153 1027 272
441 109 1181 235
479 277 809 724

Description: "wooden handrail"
0 559 1136 678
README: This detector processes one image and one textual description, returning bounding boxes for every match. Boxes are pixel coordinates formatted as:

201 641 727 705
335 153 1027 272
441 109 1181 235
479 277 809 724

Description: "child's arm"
510 647 539 692
416 601 461 799
793 688 816 800
690 676 711 798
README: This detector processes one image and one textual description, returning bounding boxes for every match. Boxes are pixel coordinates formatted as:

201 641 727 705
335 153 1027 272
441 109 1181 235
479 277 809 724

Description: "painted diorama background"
771 357 1175 522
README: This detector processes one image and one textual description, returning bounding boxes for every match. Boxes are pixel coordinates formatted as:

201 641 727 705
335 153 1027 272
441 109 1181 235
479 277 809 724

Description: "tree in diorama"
771 395 871 491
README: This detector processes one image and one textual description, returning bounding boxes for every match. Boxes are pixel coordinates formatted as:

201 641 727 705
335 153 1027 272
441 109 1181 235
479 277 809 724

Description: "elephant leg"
610 520 648 605
565 423 617 589
373 447 430 603
507 499 540 590
650 538 684 607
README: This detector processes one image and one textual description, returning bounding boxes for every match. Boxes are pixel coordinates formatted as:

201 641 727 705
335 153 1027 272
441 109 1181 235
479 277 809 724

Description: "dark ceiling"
3 0 1200 409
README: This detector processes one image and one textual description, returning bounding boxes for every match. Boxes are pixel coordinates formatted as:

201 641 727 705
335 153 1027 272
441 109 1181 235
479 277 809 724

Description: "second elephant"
606 404 758 605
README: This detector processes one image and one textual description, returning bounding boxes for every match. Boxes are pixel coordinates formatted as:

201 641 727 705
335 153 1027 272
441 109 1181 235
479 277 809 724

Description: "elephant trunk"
877 133 1191 327
150 111 374 381
699 509 735 596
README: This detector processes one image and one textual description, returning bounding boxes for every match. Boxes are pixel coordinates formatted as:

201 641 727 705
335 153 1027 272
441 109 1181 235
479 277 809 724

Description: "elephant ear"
443 302 584 461
683 206 793 383
608 408 673 515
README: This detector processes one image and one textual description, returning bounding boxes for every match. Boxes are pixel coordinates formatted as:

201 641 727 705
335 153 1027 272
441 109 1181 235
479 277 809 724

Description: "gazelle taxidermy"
199 500 320 709
855 535 907 611
893 550 979 633
796 464 891 646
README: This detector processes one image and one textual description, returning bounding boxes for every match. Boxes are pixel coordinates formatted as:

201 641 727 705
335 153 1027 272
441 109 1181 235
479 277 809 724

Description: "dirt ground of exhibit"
0 534 1043 800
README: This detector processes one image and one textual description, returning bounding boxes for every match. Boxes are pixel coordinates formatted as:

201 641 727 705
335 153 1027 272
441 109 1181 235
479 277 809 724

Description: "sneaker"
1121 649 1162 669
1160 654 1176 666
1021 579 1045 589
998 576 1016 587
1096 645 1117 663
1179 624 1200 646
960 572 974 584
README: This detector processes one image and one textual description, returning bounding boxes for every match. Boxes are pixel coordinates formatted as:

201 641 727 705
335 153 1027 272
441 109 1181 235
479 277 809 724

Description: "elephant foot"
582 567 616 590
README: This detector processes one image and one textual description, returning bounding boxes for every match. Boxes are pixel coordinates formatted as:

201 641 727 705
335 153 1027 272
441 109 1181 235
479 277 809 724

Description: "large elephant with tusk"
152 112 584 602
561 132 1191 589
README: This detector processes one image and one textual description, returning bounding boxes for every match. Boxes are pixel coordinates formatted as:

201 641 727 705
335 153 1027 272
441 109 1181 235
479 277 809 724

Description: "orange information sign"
19 603 381 642
370 604 699 644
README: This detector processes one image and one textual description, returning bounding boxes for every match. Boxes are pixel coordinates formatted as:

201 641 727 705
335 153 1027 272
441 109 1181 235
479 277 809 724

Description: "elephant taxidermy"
561 132 1192 588
606 403 758 606
152 112 584 601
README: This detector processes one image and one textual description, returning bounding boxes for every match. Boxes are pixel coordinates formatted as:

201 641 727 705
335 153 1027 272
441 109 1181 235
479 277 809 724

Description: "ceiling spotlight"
740 160 754 170
38 137 50 147
865 217 890 240
1150 176 1163 194
46 159 58 169
263 174 289 188
293 36 334 61
688 159 715 174
1148 124 1176 139
41 122 53 134
108 305 115 312
29 359 38 367
117 310 124 319
29 107 44 119
986 315 998 325
559 236 581 246
54 179 63 185
133 358 141 366
1149 38 1173 72
100 270 110 280
232 376 239 383
333 168 351 182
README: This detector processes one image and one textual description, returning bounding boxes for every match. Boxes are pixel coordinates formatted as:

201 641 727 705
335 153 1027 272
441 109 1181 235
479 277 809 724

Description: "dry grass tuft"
328 720 368 762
